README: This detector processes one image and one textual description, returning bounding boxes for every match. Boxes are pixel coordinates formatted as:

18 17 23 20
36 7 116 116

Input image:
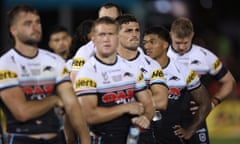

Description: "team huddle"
0 2 236 144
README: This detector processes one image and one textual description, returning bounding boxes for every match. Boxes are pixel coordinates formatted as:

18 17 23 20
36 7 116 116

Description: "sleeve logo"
72 58 85 69
75 78 96 89
186 70 197 84
213 59 221 71
61 67 70 76
0 70 17 80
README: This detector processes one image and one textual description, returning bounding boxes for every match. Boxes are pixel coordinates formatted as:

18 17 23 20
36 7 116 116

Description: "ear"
191 32 195 39
48 40 53 50
10 26 16 37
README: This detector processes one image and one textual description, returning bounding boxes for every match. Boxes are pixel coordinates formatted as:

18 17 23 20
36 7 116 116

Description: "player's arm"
150 84 168 110
57 82 90 144
175 84 211 139
0 86 61 122
212 70 236 105
78 94 144 125
132 89 155 129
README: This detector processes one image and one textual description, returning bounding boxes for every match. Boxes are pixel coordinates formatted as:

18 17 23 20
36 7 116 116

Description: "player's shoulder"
39 48 65 62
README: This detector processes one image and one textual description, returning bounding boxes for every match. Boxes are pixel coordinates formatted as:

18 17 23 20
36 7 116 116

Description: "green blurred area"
210 138 240 144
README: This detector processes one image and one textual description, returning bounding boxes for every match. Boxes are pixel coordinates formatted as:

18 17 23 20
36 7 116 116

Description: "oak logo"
75 78 96 89
0 70 17 80
102 89 134 103
72 58 85 69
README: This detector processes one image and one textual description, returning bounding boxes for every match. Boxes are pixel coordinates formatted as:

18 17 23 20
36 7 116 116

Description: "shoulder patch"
75 78 96 89
186 70 198 84
137 72 144 82
0 70 17 80
72 58 85 69
213 59 221 71
62 67 70 76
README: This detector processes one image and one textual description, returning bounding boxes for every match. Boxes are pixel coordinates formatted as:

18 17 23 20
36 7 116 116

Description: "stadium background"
1 0 240 143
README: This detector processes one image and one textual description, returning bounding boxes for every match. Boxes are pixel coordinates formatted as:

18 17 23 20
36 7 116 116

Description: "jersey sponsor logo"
0 70 17 80
22 85 54 96
102 89 134 103
151 69 164 79
137 72 144 82
62 67 70 76
213 59 221 71
75 78 96 89
186 70 197 85
191 60 201 65
72 58 85 69
168 88 181 100
169 76 180 81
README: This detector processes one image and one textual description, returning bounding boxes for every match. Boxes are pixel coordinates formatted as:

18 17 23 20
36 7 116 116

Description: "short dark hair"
115 14 138 27
143 26 170 43
98 2 122 16
48 25 69 40
7 4 39 28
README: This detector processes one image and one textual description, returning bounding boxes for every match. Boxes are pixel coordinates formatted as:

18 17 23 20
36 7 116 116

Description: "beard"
18 32 42 46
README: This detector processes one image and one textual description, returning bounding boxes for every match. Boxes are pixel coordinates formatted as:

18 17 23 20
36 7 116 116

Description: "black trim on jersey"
127 51 140 61
188 83 202 92
77 92 97 97
162 57 170 69
135 85 148 93
13 48 39 59
0 85 18 91
55 79 71 88
214 65 228 81
94 55 118 65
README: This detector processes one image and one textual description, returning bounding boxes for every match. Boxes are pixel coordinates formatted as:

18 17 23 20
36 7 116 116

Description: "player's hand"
173 125 193 140
131 115 150 129
189 100 199 115
127 102 144 115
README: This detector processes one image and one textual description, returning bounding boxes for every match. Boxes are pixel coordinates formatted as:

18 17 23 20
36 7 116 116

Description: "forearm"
63 115 78 144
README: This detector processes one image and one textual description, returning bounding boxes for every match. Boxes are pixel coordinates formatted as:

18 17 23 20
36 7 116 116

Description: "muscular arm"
214 71 236 101
57 82 90 144
187 85 212 138
150 84 168 110
78 94 144 125
0 86 59 122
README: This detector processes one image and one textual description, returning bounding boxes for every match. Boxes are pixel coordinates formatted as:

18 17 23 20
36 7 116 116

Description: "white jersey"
71 41 96 72
167 44 223 77
73 55 146 135
0 48 70 134
127 49 166 87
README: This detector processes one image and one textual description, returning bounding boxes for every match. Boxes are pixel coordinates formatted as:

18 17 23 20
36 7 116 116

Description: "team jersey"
155 57 201 144
71 41 96 72
161 57 201 124
126 49 167 88
167 44 227 79
74 55 146 136
0 48 70 134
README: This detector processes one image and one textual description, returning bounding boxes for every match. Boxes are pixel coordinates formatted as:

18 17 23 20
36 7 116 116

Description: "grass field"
210 138 240 144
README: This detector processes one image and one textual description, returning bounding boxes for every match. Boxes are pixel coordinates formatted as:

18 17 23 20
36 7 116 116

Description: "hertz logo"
151 69 164 79
72 58 85 69
62 67 70 76
0 70 17 80
213 59 220 71
186 70 197 84
75 78 96 89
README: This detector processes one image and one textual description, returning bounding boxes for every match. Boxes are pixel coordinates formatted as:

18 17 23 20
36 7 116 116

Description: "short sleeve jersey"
161 57 201 124
71 41 96 72
74 55 146 135
167 44 224 78
126 49 167 87
0 48 70 134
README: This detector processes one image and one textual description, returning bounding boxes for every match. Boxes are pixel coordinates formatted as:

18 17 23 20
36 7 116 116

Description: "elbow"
13 112 30 122
155 100 168 110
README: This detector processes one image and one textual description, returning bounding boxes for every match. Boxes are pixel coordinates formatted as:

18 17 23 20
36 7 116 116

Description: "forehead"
94 23 117 32
50 32 68 39
99 7 118 18
14 11 39 23
144 34 158 39
120 22 139 29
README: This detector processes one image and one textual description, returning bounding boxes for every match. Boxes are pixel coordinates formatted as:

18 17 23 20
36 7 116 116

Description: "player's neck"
15 42 38 57
117 46 138 60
